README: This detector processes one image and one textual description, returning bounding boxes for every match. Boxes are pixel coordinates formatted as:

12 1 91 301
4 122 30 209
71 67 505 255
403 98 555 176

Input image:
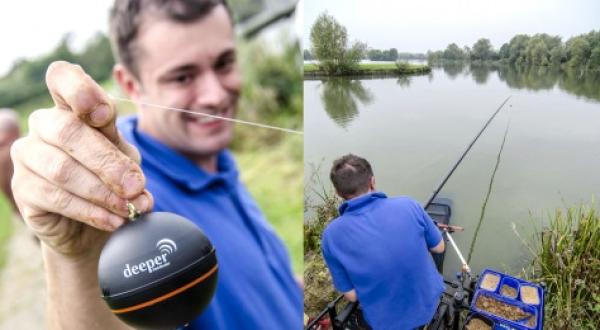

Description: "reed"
303 182 340 316
521 201 600 329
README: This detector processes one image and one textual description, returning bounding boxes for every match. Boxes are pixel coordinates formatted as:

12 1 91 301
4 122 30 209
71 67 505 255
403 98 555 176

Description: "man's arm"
43 245 133 330
429 238 445 254
417 201 445 253
343 289 357 302
11 62 152 329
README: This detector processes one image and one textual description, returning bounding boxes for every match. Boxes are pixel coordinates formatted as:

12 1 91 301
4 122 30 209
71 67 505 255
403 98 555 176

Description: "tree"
303 49 313 60
508 35 530 65
77 33 115 82
566 36 591 68
367 48 398 61
529 39 549 66
389 48 399 61
499 43 510 60
310 12 365 74
549 45 564 66
427 50 444 63
471 38 494 61
367 49 383 61
443 43 465 60
589 46 600 71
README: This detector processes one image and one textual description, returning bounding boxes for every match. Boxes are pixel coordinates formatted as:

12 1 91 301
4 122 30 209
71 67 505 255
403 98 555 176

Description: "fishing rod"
424 95 512 277
424 96 511 208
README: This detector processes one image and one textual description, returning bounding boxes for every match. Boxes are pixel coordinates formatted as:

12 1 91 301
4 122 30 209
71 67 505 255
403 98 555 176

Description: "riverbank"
304 62 431 77
304 186 600 327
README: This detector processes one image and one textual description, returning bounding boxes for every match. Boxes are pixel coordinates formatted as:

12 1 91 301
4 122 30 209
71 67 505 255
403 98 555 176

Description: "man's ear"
113 63 142 100
369 176 376 191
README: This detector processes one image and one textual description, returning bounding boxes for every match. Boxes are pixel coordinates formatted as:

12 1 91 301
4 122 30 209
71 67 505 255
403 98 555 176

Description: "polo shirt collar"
338 192 387 215
121 116 239 192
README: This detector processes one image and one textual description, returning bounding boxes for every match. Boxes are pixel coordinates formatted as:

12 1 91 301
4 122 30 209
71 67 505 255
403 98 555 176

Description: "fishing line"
109 95 304 135
423 95 512 276
424 96 512 208
467 117 512 264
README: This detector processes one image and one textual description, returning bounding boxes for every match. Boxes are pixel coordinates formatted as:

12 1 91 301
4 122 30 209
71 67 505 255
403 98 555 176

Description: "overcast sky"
0 0 113 76
1 1 597 76
303 0 600 53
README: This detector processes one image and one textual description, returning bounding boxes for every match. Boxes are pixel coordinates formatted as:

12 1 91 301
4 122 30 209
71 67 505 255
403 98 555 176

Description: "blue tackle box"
467 269 544 330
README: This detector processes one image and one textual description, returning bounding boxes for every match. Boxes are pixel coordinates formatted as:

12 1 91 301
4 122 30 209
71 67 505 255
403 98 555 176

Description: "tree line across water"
428 31 600 71
306 12 430 75
307 11 599 73
304 48 426 62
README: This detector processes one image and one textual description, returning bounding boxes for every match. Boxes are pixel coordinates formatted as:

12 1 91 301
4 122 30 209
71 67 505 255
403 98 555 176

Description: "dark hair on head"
330 154 374 199
109 0 231 78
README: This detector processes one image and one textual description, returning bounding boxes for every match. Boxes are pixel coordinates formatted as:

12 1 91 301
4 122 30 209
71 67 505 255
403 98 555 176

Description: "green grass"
521 201 600 329
304 61 430 76
303 188 340 315
356 62 398 70
0 194 13 270
304 63 319 72
236 135 303 274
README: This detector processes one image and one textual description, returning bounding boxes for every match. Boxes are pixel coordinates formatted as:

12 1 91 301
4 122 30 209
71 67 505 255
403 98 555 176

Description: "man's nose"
194 71 228 110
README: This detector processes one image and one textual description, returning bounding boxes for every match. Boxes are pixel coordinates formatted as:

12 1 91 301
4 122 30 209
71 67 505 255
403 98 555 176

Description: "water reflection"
469 63 493 84
559 69 600 103
497 65 560 91
319 78 373 128
441 61 467 79
435 62 600 102
311 63 600 129
396 76 411 88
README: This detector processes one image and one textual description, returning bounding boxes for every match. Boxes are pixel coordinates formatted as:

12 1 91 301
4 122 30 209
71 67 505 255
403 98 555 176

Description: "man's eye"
216 56 235 72
173 73 193 84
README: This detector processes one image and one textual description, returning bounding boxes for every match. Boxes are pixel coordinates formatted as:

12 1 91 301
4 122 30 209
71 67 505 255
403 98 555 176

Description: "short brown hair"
109 0 231 78
330 154 374 199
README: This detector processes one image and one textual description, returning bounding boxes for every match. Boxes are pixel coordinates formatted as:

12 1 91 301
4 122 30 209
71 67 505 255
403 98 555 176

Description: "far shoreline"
303 62 431 78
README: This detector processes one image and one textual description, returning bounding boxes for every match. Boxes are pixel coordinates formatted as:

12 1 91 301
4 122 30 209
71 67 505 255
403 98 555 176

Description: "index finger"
45 61 120 143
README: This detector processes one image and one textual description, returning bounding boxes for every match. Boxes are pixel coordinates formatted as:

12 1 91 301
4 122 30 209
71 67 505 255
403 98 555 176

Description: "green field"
304 61 431 76
0 194 13 270
237 135 303 273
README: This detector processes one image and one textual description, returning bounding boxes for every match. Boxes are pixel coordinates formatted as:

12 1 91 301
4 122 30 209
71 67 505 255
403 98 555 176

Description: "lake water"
304 62 600 278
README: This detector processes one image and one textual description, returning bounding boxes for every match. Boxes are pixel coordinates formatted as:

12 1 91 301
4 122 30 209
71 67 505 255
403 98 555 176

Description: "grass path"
0 215 46 329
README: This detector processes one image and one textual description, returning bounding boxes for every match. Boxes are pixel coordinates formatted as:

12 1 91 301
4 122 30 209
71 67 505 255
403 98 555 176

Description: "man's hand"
10 61 153 258
10 61 154 329
343 289 358 302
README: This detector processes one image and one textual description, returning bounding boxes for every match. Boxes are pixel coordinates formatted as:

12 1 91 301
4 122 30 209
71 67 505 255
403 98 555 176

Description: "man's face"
132 6 241 157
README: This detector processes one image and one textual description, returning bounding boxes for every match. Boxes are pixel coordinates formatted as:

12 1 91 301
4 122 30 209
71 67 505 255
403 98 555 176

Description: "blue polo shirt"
321 192 444 330
117 116 302 329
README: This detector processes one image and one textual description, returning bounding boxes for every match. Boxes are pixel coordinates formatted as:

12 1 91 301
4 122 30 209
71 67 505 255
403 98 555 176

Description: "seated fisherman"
321 154 445 330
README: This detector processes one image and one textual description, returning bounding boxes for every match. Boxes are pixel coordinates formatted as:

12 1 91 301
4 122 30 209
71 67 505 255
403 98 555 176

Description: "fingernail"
122 171 143 195
135 195 150 211
109 215 125 230
90 104 110 126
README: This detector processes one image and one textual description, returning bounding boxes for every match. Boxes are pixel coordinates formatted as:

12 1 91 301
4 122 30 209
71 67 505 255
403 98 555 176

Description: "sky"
0 0 596 76
303 0 600 53
0 0 304 77
0 0 114 76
